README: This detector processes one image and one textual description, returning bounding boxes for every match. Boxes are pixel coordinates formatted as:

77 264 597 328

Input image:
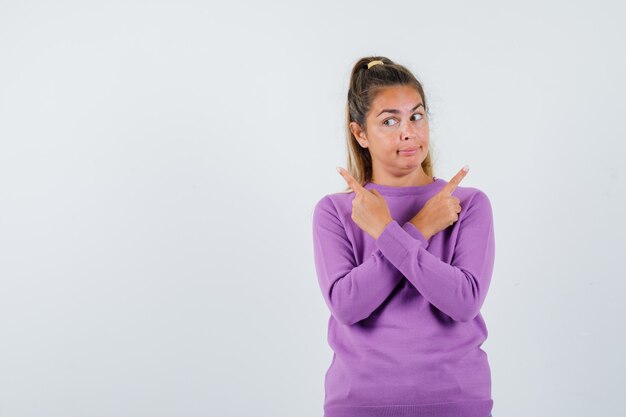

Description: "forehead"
371 85 423 109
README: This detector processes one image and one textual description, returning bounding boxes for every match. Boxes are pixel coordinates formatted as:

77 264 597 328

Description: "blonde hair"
341 56 434 192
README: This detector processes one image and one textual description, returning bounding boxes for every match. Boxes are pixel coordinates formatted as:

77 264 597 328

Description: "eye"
383 113 424 126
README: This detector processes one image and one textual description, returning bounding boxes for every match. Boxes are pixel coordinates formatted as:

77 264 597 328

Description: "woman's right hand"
410 165 469 240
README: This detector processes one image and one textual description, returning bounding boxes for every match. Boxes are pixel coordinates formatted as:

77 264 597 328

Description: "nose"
401 120 419 141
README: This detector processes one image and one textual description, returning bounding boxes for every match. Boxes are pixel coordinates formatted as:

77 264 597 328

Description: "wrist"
409 219 431 240
375 217 394 240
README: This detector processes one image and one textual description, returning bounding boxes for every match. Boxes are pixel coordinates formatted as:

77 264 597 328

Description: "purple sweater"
312 177 495 417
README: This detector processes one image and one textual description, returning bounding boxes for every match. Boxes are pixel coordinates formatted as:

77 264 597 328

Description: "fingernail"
462 164 469 172
336 167 342 173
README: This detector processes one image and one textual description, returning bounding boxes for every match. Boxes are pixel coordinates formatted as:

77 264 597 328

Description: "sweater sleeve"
312 196 425 325
374 190 495 322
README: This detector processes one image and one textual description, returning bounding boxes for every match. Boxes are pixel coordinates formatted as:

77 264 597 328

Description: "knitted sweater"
312 177 495 417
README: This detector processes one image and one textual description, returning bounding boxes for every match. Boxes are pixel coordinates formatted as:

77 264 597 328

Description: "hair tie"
367 60 384 69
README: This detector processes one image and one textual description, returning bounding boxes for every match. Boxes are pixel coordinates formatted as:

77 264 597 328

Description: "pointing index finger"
336 167 367 195
439 165 469 196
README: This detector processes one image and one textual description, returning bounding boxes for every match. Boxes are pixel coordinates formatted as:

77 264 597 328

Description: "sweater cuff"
402 221 430 248
376 220 422 268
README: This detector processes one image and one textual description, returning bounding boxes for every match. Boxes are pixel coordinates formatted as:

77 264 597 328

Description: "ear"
349 121 368 148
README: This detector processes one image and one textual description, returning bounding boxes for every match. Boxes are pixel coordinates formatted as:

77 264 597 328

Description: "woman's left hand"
336 167 393 240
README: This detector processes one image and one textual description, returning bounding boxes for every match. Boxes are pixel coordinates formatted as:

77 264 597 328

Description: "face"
350 84 430 182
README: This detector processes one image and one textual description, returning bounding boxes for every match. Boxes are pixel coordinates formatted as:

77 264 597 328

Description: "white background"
1 1 624 416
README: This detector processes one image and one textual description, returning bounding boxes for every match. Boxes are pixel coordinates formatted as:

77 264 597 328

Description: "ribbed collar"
363 177 446 196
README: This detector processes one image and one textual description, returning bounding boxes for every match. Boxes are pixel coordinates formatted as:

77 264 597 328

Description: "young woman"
312 56 496 417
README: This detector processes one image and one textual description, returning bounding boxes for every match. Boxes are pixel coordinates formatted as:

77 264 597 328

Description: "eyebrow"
377 103 424 117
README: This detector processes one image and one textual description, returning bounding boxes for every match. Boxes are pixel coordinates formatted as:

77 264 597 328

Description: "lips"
398 146 420 155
